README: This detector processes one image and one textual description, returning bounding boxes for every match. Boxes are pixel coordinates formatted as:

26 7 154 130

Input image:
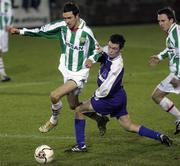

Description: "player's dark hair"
63 1 80 16
157 7 176 23
110 34 126 49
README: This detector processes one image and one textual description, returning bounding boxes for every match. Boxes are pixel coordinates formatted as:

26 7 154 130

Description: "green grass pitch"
0 24 180 166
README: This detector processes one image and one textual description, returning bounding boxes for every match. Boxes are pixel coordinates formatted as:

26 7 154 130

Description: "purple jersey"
91 46 128 118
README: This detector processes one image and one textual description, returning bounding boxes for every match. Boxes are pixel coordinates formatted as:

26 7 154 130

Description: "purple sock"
75 119 85 147
139 126 161 140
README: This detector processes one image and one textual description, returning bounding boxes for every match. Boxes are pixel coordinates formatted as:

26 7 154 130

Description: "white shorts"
58 54 90 95
157 73 180 94
0 30 8 53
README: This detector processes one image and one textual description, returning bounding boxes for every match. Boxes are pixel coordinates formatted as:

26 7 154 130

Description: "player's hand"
5 26 11 32
149 55 160 66
96 46 103 53
85 59 93 68
170 77 180 88
8 27 20 34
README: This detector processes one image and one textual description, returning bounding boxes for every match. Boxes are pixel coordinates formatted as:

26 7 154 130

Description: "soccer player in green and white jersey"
149 7 180 134
9 1 109 135
0 0 13 81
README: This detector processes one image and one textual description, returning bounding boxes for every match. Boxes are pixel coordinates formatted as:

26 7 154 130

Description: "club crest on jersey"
80 37 86 45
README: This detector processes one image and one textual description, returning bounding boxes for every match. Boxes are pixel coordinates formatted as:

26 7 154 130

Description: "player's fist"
85 59 93 68
149 55 160 66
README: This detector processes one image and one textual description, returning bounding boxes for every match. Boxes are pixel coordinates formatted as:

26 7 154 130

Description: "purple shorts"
91 89 128 119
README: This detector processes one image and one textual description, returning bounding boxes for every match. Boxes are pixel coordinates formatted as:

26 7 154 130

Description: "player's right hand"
149 55 160 67
7 27 20 34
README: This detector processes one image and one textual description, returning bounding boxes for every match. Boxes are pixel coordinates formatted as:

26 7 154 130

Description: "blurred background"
12 0 180 28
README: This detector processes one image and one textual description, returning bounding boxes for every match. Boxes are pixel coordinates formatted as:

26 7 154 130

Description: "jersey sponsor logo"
66 42 84 51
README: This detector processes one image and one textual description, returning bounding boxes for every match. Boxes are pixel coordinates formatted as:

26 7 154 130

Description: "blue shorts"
91 88 128 119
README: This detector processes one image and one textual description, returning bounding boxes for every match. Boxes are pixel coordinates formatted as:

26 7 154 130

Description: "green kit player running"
9 1 109 135
149 7 180 134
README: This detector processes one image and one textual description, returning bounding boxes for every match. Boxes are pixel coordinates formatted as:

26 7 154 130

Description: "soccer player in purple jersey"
65 34 172 152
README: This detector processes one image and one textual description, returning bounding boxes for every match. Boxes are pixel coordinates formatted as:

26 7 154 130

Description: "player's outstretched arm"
149 55 160 67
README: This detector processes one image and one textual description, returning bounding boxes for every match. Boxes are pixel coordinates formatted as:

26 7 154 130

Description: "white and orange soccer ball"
34 145 54 164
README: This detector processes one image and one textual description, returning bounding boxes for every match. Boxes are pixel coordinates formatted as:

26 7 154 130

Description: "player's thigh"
152 87 168 103
51 80 78 99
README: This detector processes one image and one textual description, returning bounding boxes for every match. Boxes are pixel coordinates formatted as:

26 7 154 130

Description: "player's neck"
70 20 80 32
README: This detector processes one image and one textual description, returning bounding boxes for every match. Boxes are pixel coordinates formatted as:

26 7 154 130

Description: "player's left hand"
85 59 93 68
170 77 180 88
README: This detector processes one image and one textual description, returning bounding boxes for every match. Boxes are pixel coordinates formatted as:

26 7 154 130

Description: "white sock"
0 57 6 78
50 101 62 124
159 97 180 120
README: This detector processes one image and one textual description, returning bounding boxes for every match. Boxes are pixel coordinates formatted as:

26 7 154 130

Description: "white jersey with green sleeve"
19 19 100 72
0 0 13 30
157 23 180 78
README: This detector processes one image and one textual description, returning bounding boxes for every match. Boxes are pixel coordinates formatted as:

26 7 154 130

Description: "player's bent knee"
69 102 82 110
50 94 60 104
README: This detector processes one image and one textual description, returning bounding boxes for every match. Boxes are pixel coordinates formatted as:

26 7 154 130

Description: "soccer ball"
34 145 54 164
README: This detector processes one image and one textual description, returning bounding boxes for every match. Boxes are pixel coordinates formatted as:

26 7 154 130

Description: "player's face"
108 41 120 58
63 11 79 29
158 14 173 32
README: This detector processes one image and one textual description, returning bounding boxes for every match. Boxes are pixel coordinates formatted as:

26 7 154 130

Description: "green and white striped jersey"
19 19 100 72
0 0 13 30
157 23 180 78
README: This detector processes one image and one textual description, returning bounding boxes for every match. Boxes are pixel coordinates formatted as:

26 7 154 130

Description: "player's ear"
169 18 174 24
75 13 79 19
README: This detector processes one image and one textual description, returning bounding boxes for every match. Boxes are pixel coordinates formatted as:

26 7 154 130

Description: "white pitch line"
0 70 166 89
1 133 180 145
0 133 75 140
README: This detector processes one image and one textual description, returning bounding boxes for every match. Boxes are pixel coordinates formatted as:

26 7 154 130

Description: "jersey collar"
168 23 176 34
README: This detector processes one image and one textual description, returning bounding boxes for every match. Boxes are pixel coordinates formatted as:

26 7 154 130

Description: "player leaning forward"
149 7 180 134
65 34 172 153
9 2 109 134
